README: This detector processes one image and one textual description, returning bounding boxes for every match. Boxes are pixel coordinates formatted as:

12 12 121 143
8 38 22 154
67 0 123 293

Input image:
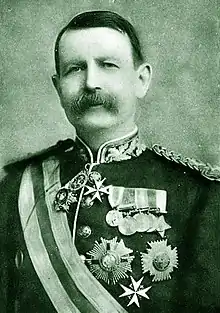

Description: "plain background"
1 0 219 177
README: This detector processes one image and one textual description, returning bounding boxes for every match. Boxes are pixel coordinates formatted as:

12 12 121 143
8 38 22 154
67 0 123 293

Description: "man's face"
54 27 143 131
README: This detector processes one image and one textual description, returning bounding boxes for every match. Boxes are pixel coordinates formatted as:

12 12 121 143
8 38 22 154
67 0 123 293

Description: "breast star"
84 178 110 202
119 276 151 307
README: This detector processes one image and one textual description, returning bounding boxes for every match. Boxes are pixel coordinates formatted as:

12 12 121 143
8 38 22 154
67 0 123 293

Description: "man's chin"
72 110 118 130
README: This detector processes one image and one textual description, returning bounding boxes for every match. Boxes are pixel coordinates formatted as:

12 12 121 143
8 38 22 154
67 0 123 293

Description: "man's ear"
135 63 152 99
52 74 61 97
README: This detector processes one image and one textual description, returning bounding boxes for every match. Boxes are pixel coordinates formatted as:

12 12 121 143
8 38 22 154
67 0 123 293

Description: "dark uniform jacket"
1 131 220 313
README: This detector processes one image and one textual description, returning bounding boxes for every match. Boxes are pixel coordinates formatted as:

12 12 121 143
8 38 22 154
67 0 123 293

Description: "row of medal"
106 208 171 237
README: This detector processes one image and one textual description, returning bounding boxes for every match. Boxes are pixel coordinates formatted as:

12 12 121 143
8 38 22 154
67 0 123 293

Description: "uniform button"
77 225 92 238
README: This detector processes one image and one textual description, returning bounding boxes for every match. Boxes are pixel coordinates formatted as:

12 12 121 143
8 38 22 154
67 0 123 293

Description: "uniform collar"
75 127 146 165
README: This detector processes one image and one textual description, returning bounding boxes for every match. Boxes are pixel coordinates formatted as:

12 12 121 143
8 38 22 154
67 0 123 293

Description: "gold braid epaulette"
152 144 220 182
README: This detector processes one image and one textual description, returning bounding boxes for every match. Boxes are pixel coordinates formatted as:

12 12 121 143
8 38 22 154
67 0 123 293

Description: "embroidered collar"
75 127 146 164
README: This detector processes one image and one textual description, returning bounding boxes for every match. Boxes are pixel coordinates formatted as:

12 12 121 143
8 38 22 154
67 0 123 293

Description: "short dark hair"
54 10 144 75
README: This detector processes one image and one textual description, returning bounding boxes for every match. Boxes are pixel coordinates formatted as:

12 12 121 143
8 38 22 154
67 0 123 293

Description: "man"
1 10 220 313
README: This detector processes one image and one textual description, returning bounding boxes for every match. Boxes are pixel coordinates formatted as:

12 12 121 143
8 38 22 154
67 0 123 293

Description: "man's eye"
102 62 118 69
66 66 82 74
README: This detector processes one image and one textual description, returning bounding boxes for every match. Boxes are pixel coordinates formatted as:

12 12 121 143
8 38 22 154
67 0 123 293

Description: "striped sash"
18 157 128 313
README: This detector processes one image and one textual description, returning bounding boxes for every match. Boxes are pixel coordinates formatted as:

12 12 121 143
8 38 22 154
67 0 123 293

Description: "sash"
18 157 128 313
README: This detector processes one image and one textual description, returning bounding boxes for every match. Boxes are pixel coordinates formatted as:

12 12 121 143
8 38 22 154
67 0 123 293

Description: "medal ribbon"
108 186 167 213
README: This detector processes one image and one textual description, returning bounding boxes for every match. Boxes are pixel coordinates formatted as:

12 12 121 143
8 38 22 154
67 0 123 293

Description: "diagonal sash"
19 157 128 313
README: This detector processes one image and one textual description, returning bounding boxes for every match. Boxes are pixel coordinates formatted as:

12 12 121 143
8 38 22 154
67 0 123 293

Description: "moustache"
70 92 118 115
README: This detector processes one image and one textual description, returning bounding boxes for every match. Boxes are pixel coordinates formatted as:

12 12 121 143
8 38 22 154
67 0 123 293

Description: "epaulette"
4 138 75 173
152 144 220 182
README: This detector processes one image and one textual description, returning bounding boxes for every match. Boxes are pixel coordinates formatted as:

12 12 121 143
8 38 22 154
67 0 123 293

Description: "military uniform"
1 129 220 313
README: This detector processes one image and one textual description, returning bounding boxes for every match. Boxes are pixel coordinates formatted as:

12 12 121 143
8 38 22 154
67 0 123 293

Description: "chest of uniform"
69 161 201 310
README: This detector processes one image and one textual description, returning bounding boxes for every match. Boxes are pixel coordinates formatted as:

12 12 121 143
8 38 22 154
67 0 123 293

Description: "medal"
68 171 88 191
155 215 171 237
119 276 151 307
133 213 156 233
54 170 88 211
106 210 123 227
86 237 134 284
118 216 137 236
106 208 171 237
141 239 178 282
54 167 111 211
54 188 77 212
84 178 110 202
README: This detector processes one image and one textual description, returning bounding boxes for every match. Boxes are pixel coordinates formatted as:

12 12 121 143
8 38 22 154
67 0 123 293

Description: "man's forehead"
59 27 133 61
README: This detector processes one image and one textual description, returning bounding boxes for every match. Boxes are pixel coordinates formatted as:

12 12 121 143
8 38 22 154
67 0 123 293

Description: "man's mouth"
89 102 104 107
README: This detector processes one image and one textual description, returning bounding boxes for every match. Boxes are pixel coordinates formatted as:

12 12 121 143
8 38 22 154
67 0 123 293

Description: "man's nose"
85 63 101 91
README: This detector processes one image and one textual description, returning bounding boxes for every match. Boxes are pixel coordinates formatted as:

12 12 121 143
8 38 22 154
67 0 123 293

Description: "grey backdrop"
1 0 219 176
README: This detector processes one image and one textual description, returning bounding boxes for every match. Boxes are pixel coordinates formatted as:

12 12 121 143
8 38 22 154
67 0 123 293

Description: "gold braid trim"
152 144 220 182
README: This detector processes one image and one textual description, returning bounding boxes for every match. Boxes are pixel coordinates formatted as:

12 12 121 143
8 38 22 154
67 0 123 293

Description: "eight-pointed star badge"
141 239 178 282
86 237 134 285
119 276 151 307
84 178 110 202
